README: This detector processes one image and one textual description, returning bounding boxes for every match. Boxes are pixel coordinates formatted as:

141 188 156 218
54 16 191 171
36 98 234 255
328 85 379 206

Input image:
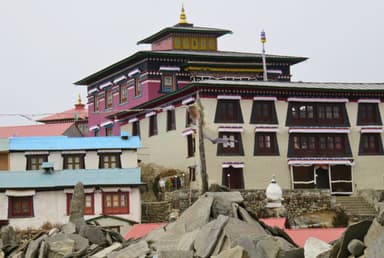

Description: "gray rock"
0 226 18 247
175 228 199 251
223 217 268 244
25 234 47 258
277 248 304 258
68 233 89 251
377 205 384 226
233 234 281 258
347 239 365 257
107 240 149 258
168 194 213 233
194 215 229 258
336 220 372 258
61 223 76 235
364 219 384 247
207 192 243 218
79 224 107 246
304 237 331 258
211 245 248 258
69 182 85 225
0 251 4 258
38 241 48 258
157 250 194 258
207 191 244 203
90 242 122 258
237 206 268 234
47 238 75 258
48 228 60 236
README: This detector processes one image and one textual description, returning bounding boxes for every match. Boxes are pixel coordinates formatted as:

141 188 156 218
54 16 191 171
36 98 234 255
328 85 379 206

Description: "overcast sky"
0 0 383 125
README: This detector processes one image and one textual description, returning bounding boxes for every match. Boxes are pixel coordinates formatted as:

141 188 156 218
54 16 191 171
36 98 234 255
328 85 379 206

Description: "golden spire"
77 94 82 105
179 4 187 24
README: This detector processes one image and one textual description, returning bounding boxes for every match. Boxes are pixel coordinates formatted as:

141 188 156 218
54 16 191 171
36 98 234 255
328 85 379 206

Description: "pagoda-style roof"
137 25 232 45
74 50 307 85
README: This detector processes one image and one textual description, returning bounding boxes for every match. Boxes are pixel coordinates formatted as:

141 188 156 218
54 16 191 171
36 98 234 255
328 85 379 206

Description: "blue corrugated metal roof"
9 135 141 151
0 168 142 189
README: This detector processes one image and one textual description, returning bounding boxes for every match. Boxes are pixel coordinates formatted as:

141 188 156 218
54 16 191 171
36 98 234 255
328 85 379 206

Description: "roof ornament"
179 4 188 24
77 94 82 105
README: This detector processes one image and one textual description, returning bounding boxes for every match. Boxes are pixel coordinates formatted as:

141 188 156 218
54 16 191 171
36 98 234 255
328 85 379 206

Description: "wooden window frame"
8 196 34 218
214 99 244 124
359 133 384 155
189 166 196 182
286 102 349 127
98 153 122 168
105 89 113 110
288 133 352 157
161 74 176 93
26 155 48 170
217 132 244 156
105 126 113 136
102 191 130 214
63 154 85 169
119 84 128 104
167 109 176 131
357 103 382 125
187 134 195 157
149 114 158 137
132 121 140 137
250 101 278 124
134 77 142 97
94 95 100 112
66 193 94 215
254 132 279 155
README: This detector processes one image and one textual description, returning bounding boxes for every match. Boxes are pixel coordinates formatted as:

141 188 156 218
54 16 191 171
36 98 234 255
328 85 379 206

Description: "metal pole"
260 30 268 81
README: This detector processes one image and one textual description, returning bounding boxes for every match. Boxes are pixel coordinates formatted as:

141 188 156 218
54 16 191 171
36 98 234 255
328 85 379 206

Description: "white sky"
0 0 383 125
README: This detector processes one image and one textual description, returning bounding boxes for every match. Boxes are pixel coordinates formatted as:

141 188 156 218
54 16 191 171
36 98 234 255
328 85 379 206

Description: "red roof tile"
261 218 345 247
0 123 75 137
38 104 87 123
124 223 167 240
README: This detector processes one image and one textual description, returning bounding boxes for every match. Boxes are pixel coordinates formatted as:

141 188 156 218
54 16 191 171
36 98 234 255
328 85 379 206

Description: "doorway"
315 166 330 189
222 166 244 189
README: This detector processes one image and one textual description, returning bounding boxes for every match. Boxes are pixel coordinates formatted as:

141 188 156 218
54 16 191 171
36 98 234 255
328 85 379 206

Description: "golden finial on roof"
179 4 187 24
77 94 82 105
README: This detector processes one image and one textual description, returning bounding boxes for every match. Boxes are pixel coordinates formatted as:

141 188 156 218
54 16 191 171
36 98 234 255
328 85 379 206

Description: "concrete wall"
9 150 138 171
0 187 141 230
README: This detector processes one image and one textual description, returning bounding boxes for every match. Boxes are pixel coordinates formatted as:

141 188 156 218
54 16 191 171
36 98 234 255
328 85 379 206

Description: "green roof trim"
74 50 307 85
137 26 233 44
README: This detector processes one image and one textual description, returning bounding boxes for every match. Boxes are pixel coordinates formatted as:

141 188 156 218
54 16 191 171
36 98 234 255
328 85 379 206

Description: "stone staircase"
335 196 378 218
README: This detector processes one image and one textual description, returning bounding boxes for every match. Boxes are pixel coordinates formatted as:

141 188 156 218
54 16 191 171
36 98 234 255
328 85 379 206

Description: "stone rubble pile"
2 186 384 257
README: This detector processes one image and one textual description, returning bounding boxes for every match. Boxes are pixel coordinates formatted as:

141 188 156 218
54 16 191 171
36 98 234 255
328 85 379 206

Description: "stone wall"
141 201 172 223
358 189 384 208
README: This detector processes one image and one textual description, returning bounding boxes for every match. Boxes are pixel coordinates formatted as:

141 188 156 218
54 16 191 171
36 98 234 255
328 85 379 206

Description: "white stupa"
266 176 283 208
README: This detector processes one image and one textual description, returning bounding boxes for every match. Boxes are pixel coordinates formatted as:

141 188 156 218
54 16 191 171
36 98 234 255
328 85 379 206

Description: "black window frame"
214 99 244 124
250 100 278 124
357 103 382 126
187 134 195 157
216 132 244 156
254 132 279 156
149 114 158 137
166 109 176 131
359 133 384 155
132 120 140 137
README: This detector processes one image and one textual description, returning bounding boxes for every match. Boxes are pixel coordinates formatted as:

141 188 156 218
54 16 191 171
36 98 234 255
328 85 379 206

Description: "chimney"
41 162 54 174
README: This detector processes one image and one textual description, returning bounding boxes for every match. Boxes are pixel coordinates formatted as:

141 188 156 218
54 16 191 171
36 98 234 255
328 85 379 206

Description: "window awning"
88 88 99 95
222 162 244 168
253 96 277 101
217 95 241 100
357 99 381 103
288 158 354 166
101 187 131 192
64 188 95 194
100 81 113 90
287 97 349 103
145 111 156 118
289 128 350 133
89 125 100 132
182 128 195 136
6 190 36 196
182 97 195 105
255 126 279 132
100 121 114 128
128 69 140 77
360 127 383 133
128 118 138 123
159 66 180 72
218 126 243 132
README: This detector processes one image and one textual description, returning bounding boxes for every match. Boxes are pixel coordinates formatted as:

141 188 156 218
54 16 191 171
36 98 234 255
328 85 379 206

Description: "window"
94 130 99 137
357 103 382 125
94 95 100 112
217 132 244 156
105 127 113 136
99 153 121 168
161 74 176 92
250 101 278 124
167 110 176 131
26 155 48 170
132 121 140 137
134 77 141 97
189 166 196 182
9 196 33 218
102 191 129 214
66 193 94 215
119 84 128 104
359 133 384 155
214 99 243 123
105 89 113 109
187 134 195 157
288 133 351 157
254 132 279 155
222 167 244 189
149 115 158 137
63 154 85 169
287 102 348 126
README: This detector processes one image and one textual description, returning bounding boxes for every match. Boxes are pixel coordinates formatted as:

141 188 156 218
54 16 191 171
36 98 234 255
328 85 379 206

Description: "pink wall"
151 36 173 51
